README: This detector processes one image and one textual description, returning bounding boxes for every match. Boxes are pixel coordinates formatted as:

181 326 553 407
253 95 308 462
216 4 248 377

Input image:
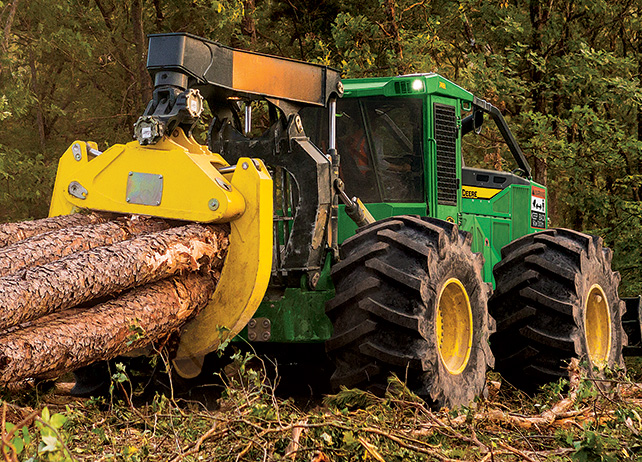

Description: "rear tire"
489 228 626 392
326 216 494 409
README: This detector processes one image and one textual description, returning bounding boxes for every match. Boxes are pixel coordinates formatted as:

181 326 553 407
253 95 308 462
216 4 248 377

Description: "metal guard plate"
126 172 163 206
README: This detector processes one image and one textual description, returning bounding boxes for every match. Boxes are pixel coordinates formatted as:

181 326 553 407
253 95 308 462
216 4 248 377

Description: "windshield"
337 96 424 203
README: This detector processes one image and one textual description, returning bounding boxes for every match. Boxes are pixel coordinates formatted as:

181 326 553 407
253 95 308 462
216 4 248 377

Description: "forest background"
0 0 641 293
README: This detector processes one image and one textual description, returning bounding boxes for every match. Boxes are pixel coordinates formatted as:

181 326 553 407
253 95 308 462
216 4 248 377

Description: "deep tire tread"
327 215 494 408
489 228 626 393
325 320 377 353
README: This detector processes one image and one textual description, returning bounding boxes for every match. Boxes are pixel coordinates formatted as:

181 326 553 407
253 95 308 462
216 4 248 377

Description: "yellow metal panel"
49 131 242 222
173 158 273 377
48 132 274 379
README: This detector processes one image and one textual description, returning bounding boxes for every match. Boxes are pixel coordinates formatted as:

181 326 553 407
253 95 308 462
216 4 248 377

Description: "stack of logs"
0 213 230 384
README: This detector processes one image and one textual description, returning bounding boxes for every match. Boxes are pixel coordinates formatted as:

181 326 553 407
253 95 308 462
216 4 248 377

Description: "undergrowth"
1 352 642 461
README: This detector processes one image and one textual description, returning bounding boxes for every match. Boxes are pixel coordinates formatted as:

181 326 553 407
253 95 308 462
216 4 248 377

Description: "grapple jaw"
48 31 341 379
49 129 273 377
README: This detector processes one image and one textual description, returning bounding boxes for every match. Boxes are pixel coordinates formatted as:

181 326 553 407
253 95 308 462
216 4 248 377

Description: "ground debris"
1 354 641 461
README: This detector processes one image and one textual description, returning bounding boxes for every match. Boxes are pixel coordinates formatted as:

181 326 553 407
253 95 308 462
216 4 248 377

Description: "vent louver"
394 81 411 94
434 104 458 206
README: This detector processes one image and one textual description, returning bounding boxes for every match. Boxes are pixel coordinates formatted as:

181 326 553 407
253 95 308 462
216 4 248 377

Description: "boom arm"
134 33 342 145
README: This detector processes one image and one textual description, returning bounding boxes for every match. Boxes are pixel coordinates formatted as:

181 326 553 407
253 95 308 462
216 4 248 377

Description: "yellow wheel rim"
436 278 473 375
585 284 611 368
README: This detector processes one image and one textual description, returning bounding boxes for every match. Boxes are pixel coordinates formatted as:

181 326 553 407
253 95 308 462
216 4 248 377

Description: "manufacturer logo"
461 186 502 200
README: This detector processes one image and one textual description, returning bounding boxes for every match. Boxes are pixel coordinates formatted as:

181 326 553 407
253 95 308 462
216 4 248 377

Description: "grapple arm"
49 32 343 378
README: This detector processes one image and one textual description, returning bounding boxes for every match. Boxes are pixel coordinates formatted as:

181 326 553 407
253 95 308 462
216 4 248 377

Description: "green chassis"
239 74 546 344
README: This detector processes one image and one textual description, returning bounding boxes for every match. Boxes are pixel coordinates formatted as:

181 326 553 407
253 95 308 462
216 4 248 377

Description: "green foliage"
2 354 642 460
0 0 640 291
0 404 71 461
570 430 619 462
34 406 70 461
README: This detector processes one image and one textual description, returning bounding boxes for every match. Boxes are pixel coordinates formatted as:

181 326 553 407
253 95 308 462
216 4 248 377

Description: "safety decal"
531 186 546 229
461 186 502 200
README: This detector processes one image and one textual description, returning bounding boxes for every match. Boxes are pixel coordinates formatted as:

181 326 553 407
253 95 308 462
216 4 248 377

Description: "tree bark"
131 0 152 105
0 215 169 277
0 223 229 331
528 0 551 187
382 0 405 74
1 0 20 52
0 212 112 248
241 0 258 44
28 49 47 151
0 272 216 383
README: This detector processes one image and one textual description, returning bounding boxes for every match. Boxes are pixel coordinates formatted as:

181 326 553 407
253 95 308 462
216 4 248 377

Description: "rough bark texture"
0 213 112 248
0 216 170 277
0 272 217 383
0 223 229 331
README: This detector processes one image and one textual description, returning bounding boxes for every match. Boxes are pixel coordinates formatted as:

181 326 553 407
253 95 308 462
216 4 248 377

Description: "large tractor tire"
326 216 494 409
489 228 626 392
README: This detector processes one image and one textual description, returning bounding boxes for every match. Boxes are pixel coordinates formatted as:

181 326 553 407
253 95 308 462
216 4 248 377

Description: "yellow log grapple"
48 32 342 378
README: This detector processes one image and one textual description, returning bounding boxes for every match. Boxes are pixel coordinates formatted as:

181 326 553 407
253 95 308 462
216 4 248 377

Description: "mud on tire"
489 228 626 392
326 216 494 409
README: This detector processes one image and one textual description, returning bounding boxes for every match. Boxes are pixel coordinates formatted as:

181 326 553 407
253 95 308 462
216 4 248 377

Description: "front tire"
326 216 494 409
489 228 626 392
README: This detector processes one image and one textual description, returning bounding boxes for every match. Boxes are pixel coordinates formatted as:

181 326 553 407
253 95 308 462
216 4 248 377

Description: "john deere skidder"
49 33 627 408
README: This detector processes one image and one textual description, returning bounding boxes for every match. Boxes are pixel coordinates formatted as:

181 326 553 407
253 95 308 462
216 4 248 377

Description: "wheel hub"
585 284 611 368
436 278 473 375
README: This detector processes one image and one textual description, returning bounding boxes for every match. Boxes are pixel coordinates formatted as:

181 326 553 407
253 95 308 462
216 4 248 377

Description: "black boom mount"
138 33 344 287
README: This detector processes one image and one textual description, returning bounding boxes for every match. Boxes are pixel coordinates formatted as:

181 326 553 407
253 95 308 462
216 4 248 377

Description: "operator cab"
301 96 424 203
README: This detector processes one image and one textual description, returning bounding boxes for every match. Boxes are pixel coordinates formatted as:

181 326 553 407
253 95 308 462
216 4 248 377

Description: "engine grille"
434 103 458 206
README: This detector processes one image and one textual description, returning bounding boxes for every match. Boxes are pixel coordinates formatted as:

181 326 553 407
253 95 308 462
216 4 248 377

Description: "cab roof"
342 73 474 102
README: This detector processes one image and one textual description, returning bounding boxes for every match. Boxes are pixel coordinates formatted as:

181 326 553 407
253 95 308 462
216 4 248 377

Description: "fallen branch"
446 359 583 430
170 422 228 462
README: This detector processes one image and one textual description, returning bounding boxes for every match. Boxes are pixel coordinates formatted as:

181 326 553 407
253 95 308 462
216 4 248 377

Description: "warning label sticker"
531 186 546 229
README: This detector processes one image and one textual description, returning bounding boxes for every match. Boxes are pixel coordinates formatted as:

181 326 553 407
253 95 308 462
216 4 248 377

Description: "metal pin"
72 143 82 161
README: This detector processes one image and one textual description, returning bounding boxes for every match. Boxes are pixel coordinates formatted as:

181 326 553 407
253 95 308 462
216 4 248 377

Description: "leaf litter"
1 351 641 461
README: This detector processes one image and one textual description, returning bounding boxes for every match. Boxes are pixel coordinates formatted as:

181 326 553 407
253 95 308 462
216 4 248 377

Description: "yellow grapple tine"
173 158 273 378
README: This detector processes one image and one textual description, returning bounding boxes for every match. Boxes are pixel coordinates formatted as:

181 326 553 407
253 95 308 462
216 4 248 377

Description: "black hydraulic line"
472 97 532 178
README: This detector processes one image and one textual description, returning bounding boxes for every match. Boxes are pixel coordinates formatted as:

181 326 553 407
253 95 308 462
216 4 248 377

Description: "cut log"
0 223 229 331
0 212 112 248
0 215 170 277
0 272 217 383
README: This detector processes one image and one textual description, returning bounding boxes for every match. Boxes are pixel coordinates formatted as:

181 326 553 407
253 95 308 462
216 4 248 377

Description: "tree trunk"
0 0 20 80
0 223 229 331
1 0 20 51
0 216 169 277
131 0 152 105
0 213 112 248
382 0 405 74
528 0 551 187
0 272 216 383
241 0 257 44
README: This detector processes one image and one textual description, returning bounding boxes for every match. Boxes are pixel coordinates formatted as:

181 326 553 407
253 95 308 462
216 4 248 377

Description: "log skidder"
326 216 495 409
488 228 626 392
